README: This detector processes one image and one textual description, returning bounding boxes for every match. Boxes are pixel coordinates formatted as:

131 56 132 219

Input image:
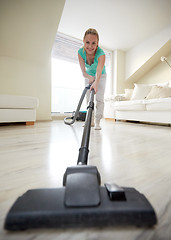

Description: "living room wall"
125 26 171 81
0 0 65 120
138 53 171 85
115 26 171 94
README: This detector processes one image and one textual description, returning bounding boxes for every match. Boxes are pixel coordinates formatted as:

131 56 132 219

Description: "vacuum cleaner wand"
4 87 157 230
77 89 94 165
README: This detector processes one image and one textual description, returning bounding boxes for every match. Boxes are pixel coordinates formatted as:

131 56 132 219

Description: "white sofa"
0 95 39 124
104 81 171 125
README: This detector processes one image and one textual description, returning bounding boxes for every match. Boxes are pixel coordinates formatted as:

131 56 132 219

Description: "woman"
78 28 106 130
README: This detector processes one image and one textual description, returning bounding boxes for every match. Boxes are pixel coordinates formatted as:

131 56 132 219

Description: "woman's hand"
90 80 98 93
88 75 95 84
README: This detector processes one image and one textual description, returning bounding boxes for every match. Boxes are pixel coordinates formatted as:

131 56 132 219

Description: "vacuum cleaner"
4 84 157 230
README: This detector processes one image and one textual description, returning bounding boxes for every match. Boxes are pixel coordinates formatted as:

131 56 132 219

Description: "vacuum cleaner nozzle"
4 165 157 230
4 184 157 230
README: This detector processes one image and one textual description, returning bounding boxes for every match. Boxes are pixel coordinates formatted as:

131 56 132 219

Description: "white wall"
0 0 65 120
125 26 171 80
112 27 171 94
113 50 125 94
138 53 171 85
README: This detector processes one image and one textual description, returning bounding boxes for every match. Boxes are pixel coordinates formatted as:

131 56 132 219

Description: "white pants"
85 74 106 122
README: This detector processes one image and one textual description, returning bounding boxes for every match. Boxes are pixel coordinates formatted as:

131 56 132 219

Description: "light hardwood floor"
0 119 171 240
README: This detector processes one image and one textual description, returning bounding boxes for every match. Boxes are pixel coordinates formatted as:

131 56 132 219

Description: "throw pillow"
131 84 152 100
114 95 126 101
146 85 171 99
157 81 169 87
169 80 171 87
124 89 133 100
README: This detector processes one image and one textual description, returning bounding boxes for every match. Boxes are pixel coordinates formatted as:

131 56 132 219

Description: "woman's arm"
91 54 105 93
78 53 95 83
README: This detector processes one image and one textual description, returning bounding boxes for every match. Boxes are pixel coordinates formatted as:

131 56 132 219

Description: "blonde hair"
83 28 99 41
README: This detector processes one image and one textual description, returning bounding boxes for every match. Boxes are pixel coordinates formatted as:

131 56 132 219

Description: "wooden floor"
0 119 171 240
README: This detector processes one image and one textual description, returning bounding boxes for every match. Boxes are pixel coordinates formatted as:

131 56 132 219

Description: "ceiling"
58 0 171 51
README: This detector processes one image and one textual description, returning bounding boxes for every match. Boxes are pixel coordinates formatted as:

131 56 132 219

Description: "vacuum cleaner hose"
64 84 92 125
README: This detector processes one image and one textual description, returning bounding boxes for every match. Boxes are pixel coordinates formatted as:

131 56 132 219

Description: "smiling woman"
78 28 107 129
51 32 112 114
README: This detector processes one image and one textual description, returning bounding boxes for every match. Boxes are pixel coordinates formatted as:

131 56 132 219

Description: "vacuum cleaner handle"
77 89 95 165
64 84 92 125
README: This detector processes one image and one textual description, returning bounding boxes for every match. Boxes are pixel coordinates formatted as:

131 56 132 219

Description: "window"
51 33 112 113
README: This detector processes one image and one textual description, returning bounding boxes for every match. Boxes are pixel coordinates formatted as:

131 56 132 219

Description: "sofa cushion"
131 84 152 100
145 98 171 111
0 95 39 109
114 100 146 111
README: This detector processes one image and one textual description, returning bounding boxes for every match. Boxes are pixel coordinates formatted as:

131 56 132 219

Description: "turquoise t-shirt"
78 46 106 76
